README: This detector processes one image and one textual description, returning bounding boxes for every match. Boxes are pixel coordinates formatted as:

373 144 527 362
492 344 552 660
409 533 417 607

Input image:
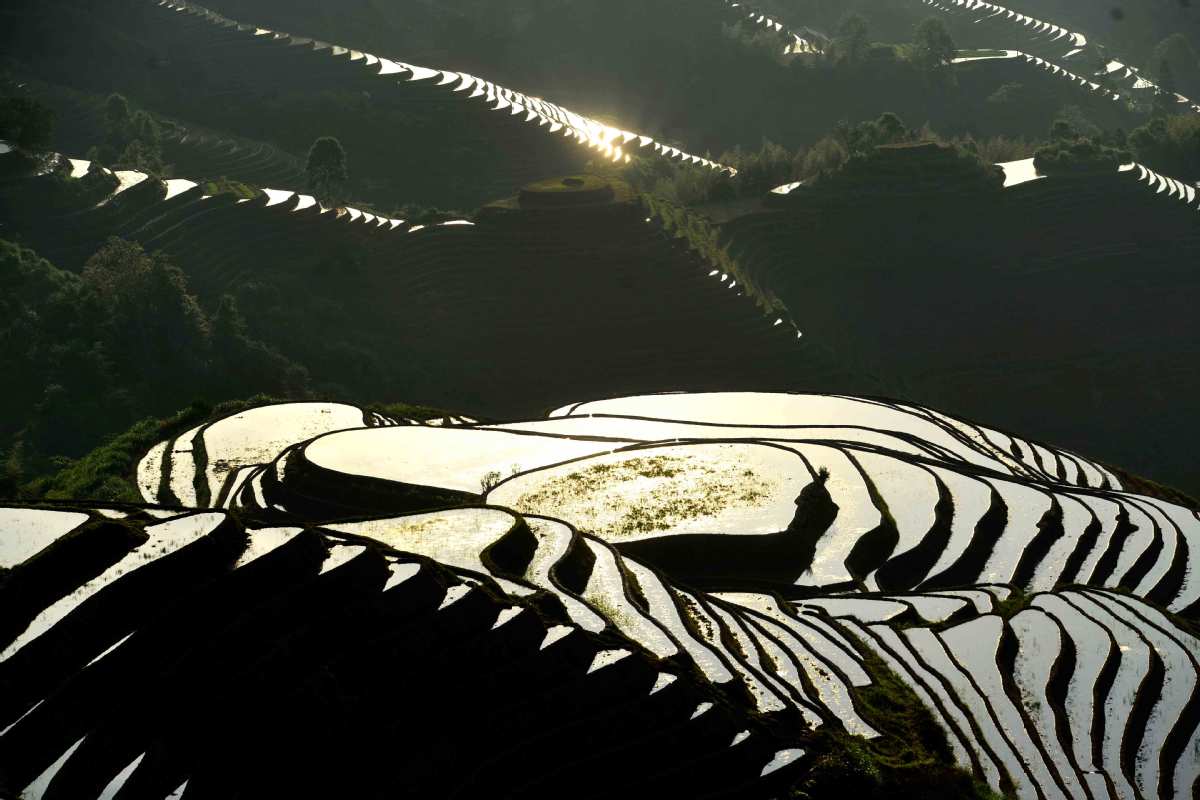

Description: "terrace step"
926 0 1200 114
147 397 1200 617
843 588 1200 799
0 504 821 798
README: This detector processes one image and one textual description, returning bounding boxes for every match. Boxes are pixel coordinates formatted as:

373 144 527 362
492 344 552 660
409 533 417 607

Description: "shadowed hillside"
1 0 1148 207
725 144 1200 492
0 153 850 422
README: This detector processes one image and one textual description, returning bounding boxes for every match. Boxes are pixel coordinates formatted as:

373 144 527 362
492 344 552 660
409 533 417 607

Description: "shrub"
306 136 349 208
1034 137 1132 175
1129 114 1200 180
912 18 956 72
0 96 55 150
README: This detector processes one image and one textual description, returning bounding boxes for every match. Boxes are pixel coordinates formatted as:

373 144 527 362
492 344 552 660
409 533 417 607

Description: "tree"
104 93 131 130
837 113 912 156
80 238 211 378
117 139 164 174
913 17 956 72
834 13 870 65
1152 33 1199 95
1052 106 1101 140
873 112 907 145
801 136 849 180
98 95 165 171
306 136 349 208
1154 59 1180 117
212 293 249 342
128 110 161 144
0 96 55 150
726 139 799 194
1129 115 1200 181
209 293 307 397
1050 120 1077 141
1034 137 1131 176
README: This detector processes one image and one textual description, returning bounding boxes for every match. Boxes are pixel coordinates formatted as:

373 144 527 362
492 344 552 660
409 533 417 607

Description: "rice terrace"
2 0 1200 797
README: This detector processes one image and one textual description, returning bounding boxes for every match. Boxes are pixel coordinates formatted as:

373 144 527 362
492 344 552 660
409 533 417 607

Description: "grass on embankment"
790 646 1010 800
17 396 467 503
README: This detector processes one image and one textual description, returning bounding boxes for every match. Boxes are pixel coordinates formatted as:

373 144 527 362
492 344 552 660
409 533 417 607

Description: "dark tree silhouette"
1152 33 1199 94
913 18 956 72
104 92 130 129
1154 59 1180 117
834 13 870 65
0 96 54 150
306 136 349 208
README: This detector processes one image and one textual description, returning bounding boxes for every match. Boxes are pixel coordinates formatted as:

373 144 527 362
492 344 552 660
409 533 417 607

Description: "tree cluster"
305 136 349 208
0 95 54 151
84 93 168 174
1128 114 1200 181
624 112 1037 207
0 238 305 495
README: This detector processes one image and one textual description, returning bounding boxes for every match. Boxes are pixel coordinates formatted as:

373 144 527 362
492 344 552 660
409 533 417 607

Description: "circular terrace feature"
518 174 616 208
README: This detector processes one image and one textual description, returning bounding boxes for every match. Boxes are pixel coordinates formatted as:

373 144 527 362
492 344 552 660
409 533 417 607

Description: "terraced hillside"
15 79 312 197
0 148 847 417
0 0 730 211
926 0 1200 114
734 143 1200 494
716 0 826 56
3 0 1200 793
4 391 1199 798
4 0 1129 200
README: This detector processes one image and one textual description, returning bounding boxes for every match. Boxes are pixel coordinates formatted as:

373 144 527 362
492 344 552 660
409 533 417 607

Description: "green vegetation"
39 157 120 205
912 17 957 74
0 237 304 498
305 136 349 208
1033 137 1132 176
0 94 54 150
2 0 1200 794
1128 114 1200 181
366 401 471 424
1032 111 1133 176
14 395 469 503
832 13 871 66
791 113 1012 194
793 646 1008 799
629 113 1035 206
640 189 787 318
199 177 260 200
86 92 168 174
993 590 1031 620
20 397 265 502
816 139 1005 196
5 0 1138 217
961 50 1011 60
623 141 786 205
509 454 776 538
